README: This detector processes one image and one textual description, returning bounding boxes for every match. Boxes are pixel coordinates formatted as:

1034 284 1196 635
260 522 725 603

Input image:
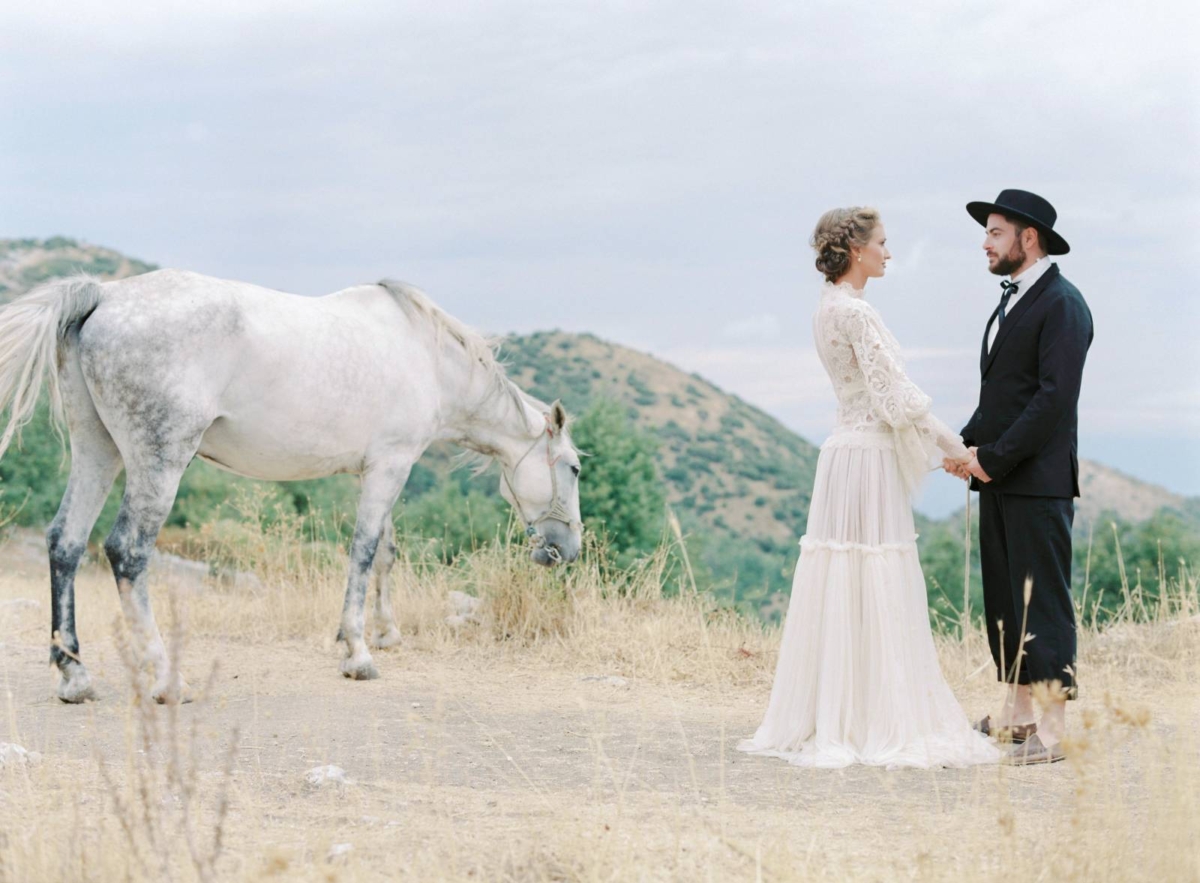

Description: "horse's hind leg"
103 439 204 704
371 517 402 649
47 362 123 702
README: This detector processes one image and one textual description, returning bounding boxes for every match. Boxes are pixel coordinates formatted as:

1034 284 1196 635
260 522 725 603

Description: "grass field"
1 519 1198 882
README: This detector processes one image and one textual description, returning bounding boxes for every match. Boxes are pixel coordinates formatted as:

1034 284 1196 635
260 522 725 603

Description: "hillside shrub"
569 398 667 566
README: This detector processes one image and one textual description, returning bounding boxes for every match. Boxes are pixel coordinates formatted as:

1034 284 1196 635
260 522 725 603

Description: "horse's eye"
570 465 580 477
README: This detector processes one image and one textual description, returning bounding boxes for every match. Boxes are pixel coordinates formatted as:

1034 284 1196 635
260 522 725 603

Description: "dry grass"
1 513 1198 882
150 492 776 689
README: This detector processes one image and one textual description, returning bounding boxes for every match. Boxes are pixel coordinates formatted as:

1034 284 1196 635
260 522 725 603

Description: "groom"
945 189 1093 765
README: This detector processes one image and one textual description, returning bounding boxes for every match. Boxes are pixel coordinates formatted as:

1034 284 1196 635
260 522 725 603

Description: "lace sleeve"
838 300 969 492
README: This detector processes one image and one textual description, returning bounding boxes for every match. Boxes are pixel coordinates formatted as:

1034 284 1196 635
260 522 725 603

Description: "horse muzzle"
528 523 581 567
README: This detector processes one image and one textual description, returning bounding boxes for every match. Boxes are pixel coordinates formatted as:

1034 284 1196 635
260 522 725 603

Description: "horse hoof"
340 658 380 680
57 668 97 704
372 627 403 649
152 680 194 705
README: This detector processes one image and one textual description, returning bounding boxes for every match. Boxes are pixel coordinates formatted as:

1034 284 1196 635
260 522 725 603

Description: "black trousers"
978 492 1077 698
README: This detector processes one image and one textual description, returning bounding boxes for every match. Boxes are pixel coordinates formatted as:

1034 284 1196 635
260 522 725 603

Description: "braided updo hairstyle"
810 206 881 283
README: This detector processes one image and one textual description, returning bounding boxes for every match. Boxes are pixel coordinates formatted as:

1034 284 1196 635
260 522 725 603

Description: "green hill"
2 238 1196 621
0 239 816 608
502 331 819 539
0 237 157 301
499 331 818 604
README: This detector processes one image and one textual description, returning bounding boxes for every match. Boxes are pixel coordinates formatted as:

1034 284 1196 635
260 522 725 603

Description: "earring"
857 255 862 263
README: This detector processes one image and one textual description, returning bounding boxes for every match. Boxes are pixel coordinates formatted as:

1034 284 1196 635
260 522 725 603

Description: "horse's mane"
376 278 538 425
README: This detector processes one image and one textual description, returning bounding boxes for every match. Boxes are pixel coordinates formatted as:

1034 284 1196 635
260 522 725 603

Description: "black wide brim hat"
966 189 1070 255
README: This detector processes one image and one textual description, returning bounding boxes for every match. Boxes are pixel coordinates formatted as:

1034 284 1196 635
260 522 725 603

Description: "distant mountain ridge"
2 237 1190 523
2 237 1194 607
1075 460 1187 525
0 237 157 301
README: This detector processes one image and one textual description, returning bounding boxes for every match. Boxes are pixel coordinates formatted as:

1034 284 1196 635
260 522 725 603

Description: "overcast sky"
2 1 1197 516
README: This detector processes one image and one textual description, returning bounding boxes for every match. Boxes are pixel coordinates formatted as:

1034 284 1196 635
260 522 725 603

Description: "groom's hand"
966 448 992 484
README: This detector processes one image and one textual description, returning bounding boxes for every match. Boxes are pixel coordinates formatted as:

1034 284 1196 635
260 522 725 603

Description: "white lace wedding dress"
737 281 999 769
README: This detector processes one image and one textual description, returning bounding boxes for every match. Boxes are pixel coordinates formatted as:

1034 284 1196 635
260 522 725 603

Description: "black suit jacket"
960 264 1093 498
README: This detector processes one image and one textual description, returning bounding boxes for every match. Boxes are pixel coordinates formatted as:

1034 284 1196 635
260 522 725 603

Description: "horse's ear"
548 400 567 435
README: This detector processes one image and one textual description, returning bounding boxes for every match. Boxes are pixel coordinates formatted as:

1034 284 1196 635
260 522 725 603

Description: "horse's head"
499 400 582 567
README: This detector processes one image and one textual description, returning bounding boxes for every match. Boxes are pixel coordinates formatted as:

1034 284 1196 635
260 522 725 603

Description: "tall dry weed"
95 592 239 882
162 503 775 687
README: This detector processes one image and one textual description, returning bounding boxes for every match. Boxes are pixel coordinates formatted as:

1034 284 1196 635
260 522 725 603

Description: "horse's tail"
0 275 105 461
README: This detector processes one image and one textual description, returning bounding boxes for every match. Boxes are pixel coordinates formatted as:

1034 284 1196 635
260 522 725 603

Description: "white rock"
0 743 42 769
448 590 481 617
147 553 263 595
581 675 629 688
327 843 354 863
151 550 210 580
305 765 352 787
149 551 212 594
217 567 265 593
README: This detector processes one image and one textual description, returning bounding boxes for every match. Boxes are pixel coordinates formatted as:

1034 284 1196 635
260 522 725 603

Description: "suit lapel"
980 307 999 372
982 264 1060 377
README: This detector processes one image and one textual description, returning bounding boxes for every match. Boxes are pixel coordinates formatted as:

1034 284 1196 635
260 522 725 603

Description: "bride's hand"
943 456 971 480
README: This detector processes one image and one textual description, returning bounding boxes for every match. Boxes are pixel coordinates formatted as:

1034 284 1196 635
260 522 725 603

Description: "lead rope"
963 480 972 641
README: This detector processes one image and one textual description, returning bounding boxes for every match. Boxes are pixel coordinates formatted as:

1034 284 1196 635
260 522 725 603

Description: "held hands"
943 456 971 480
943 447 992 483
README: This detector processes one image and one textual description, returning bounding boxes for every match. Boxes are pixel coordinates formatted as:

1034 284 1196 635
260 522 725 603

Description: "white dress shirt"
988 255 1053 352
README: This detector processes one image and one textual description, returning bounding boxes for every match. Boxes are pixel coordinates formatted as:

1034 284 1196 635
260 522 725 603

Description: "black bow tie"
997 280 1019 323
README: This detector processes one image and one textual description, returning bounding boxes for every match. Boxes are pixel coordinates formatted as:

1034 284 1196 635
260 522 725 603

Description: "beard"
990 240 1026 276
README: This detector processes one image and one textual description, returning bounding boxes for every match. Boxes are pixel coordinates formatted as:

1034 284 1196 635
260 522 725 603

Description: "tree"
397 481 510 564
1075 510 1200 619
570 398 667 565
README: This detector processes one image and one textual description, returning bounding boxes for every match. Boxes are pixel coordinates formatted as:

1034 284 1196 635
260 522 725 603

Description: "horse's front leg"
338 460 411 680
371 518 403 649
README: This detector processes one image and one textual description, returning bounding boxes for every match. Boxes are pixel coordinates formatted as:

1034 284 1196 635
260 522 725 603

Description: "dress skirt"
738 430 999 769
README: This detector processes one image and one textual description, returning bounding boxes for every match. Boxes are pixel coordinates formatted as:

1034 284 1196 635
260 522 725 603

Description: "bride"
738 207 999 769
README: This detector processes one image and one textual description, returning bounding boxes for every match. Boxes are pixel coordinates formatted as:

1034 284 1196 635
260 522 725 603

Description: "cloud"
184 122 210 143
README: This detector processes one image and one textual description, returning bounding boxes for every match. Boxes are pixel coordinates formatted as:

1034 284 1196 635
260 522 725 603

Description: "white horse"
0 270 582 703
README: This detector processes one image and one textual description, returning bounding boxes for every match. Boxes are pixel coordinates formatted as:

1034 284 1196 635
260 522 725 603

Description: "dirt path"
2 537 1197 881
0 629 1070 875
